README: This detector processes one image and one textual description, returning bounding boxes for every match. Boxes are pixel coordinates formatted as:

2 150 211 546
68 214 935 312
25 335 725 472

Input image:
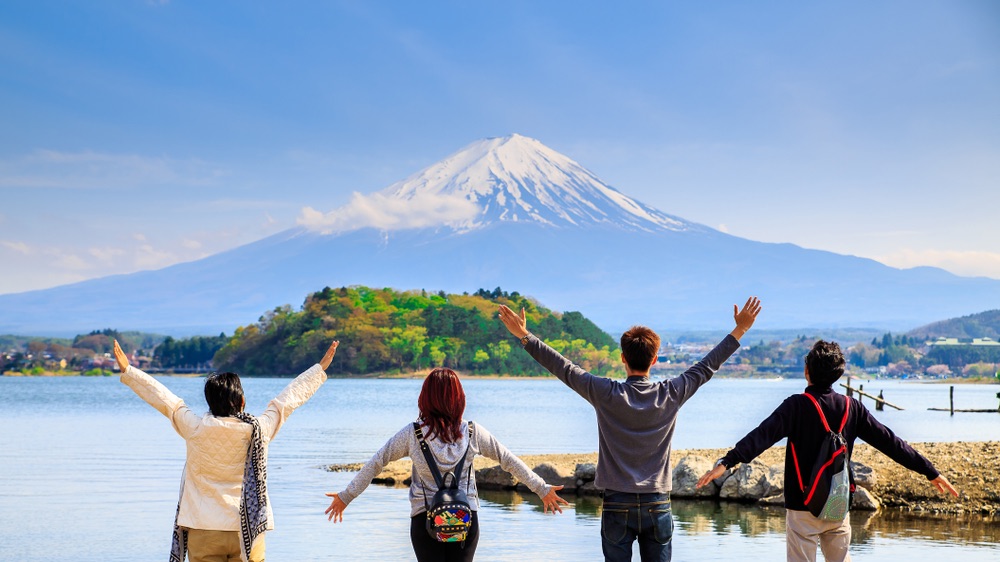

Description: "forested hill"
907 309 1000 340
213 286 619 377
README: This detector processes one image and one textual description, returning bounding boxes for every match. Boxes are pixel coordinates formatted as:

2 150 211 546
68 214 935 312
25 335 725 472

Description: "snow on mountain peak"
299 134 700 234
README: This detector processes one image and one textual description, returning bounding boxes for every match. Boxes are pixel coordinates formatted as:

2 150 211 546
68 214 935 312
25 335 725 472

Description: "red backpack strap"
802 392 831 432
837 393 850 432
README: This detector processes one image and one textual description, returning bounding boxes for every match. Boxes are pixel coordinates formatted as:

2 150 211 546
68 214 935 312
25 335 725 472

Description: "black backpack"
792 393 852 520
413 421 475 543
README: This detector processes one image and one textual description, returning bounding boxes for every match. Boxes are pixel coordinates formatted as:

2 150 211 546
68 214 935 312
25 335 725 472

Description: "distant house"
928 336 1000 346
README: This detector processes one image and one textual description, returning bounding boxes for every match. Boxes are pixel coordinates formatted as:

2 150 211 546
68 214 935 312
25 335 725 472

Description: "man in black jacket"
696 340 958 562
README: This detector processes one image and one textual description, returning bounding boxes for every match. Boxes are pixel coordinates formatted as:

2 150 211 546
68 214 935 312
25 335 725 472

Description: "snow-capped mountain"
2 135 999 337
380 134 698 232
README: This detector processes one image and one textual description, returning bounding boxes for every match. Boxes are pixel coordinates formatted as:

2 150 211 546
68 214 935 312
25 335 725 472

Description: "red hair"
418 368 466 443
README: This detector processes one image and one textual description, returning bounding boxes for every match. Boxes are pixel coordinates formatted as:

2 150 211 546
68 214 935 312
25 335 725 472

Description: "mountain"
3 134 1000 337
907 309 1000 340
380 134 700 232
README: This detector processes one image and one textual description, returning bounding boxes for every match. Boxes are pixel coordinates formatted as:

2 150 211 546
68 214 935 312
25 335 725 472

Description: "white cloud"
878 249 1000 280
181 239 203 250
717 223 729 233
88 246 125 264
297 192 480 234
1 240 31 255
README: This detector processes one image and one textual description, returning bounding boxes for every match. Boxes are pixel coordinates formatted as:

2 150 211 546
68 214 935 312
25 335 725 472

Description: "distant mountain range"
3 134 1000 337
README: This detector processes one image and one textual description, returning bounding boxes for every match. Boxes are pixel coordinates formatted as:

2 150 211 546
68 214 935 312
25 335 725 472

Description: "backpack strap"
802 392 832 432
802 392 850 433
414 422 445 489
465 422 476 495
413 421 473 491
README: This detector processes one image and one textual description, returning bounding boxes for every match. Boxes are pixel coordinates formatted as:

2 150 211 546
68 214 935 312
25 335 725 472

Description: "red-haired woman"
324 368 569 561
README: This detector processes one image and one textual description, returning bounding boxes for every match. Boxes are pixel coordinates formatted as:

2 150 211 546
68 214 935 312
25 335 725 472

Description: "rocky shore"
326 441 999 516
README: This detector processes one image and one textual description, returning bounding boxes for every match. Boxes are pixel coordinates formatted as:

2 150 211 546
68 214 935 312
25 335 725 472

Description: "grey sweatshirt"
524 334 740 493
338 420 553 517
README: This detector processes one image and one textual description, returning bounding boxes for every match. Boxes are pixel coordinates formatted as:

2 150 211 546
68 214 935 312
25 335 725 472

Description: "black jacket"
719 384 939 511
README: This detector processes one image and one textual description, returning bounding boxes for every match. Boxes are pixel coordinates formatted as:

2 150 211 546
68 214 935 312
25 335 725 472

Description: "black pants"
410 511 480 562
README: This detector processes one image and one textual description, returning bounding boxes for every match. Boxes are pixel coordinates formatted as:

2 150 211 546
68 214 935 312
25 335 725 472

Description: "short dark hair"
805 340 845 388
204 372 245 417
620 326 661 372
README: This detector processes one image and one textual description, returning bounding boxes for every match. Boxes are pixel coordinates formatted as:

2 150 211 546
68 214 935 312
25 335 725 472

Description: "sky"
1 0 998 295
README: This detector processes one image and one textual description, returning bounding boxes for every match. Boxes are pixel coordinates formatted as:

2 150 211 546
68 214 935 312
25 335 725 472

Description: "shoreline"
5 369 998 384
326 441 999 517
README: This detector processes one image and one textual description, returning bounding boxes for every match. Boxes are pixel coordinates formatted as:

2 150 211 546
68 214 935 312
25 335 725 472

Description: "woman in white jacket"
324 367 569 562
114 338 338 562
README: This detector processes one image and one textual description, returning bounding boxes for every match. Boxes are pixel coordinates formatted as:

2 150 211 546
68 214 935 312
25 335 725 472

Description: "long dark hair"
418 368 466 443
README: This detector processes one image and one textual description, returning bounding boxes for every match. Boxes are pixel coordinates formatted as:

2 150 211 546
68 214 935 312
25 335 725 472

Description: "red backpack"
790 393 853 520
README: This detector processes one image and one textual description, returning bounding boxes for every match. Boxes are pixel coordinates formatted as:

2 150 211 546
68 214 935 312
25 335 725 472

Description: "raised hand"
497 305 529 339
319 341 339 371
324 492 347 523
541 485 570 514
112 339 130 373
731 296 762 340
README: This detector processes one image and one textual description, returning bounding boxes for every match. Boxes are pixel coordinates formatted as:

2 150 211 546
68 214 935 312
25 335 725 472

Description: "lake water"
1 375 997 561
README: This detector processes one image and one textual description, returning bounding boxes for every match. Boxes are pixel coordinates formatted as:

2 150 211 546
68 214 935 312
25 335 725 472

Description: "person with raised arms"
497 297 762 562
113 338 338 562
324 367 569 562
696 339 959 562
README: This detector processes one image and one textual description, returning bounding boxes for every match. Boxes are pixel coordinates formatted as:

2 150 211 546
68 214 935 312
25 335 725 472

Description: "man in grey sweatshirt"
498 297 761 562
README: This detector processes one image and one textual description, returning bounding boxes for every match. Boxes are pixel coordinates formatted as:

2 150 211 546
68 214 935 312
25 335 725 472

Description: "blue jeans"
601 490 674 562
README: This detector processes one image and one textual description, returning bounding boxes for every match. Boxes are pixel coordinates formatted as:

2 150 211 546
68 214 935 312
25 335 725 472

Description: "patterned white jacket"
120 364 327 531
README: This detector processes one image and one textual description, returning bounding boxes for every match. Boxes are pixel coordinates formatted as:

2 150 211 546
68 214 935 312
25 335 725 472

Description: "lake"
1 375 997 561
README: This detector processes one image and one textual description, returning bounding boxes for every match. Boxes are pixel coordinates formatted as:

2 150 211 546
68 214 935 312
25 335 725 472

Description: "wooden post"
858 384 864 405
876 390 885 412
950 385 954 416
845 378 853 398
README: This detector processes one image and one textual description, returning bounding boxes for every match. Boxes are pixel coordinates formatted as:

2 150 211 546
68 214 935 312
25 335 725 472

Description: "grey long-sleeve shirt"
338 420 553 517
524 334 740 493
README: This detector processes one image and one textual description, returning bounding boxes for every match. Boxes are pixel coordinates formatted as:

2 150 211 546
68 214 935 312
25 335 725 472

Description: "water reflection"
478 489 999 549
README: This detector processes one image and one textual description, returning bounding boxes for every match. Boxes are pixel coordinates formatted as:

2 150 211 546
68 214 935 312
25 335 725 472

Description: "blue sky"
1 1 998 294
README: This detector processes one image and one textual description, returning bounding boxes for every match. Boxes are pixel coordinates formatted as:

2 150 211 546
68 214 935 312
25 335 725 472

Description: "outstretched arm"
114 339 199 437
326 425 411 523
497 304 611 403
476 423 568 514
259 340 338 439
695 396 794 488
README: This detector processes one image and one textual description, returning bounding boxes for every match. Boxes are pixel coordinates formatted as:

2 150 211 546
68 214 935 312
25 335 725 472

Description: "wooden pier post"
950 385 954 416
858 384 864 405
845 378 853 398
876 390 885 412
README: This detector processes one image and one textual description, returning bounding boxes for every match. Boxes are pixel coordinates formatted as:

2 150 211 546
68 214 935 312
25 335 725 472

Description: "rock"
851 487 881 511
475 465 517 489
720 460 782 501
851 460 877 490
525 462 576 490
759 491 785 506
371 460 411 485
575 463 597 482
671 455 719 498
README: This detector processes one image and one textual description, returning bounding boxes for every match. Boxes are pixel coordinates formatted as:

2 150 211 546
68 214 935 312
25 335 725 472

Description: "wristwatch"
519 333 531 346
